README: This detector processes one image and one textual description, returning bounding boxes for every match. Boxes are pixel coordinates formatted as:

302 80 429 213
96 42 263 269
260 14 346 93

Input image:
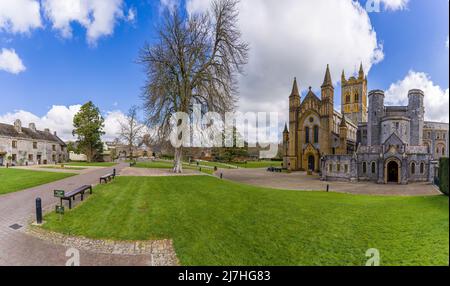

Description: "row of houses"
0 120 67 166
0 119 155 166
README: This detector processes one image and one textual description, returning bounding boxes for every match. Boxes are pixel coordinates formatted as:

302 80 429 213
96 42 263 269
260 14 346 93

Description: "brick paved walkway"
217 168 442 196
0 163 175 266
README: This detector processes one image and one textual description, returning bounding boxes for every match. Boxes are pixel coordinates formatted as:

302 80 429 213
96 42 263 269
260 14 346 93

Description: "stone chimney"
29 123 36 132
44 128 50 133
54 131 57 136
14 119 22 133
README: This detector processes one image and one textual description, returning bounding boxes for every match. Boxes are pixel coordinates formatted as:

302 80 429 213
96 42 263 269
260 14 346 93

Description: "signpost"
54 190 65 198
54 190 65 216
55 205 65 214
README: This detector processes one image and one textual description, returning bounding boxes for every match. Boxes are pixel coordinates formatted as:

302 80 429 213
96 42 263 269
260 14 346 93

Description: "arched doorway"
387 161 399 183
308 155 315 171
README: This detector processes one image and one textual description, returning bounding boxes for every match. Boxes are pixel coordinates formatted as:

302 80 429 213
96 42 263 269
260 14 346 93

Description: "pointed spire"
283 122 289 133
322 64 332 88
358 62 364 79
290 77 300 97
340 115 348 128
341 69 346 82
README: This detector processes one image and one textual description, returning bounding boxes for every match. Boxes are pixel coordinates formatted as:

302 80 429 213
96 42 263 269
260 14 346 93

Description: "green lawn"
135 161 173 169
39 166 86 171
230 160 283 169
190 161 237 169
0 168 76 195
135 161 215 175
42 176 449 266
66 162 116 167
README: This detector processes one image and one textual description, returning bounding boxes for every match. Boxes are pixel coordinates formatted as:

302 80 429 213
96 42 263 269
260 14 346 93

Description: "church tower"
320 65 335 155
287 78 300 169
341 63 368 125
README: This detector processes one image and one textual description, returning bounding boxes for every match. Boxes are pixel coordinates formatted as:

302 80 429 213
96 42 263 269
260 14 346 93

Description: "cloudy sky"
0 0 448 141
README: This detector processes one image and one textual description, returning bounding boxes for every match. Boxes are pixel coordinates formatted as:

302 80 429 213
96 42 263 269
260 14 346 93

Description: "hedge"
438 157 449 195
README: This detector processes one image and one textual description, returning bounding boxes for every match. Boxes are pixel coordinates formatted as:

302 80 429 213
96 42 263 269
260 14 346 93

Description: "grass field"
230 160 282 169
191 161 238 169
135 161 215 175
0 168 76 195
39 166 86 171
42 176 449 266
66 162 116 167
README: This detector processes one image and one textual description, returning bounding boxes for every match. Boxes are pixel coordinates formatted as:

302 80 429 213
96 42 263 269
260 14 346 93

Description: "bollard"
220 173 223 179
326 184 329 192
113 168 116 176
36 198 42 224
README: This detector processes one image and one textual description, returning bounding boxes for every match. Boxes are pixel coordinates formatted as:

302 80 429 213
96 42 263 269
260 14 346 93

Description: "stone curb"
26 226 180 266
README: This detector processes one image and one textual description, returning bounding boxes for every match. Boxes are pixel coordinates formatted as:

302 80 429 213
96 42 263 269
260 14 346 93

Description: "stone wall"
321 155 357 182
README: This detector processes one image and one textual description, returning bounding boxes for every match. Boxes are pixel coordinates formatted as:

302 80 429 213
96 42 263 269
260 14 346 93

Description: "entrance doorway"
387 161 399 183
308 155 315 171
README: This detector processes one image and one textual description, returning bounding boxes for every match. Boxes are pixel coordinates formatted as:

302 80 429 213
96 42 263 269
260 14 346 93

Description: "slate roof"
0 123 66 146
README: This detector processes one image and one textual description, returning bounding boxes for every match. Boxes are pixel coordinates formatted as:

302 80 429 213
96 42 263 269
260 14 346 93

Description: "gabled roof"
302 87 321 103
0 123 66 145
383 132 405 147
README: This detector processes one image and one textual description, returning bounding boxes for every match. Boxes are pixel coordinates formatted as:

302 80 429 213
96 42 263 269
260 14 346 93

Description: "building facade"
283 65 360 172
0 120 68 166
283 65 449 184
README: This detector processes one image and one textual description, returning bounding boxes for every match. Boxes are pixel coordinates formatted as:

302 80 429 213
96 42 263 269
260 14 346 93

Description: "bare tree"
119 105 145 161
139 0 249 173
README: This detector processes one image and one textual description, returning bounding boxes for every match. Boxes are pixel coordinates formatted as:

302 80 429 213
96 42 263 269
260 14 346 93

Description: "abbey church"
282 64 449 184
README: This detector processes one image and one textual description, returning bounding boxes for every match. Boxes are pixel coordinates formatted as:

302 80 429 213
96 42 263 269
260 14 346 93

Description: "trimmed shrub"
438 157 449 195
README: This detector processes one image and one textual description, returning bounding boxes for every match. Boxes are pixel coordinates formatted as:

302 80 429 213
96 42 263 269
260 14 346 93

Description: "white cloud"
0 105 132 141
42 0 125 45
385 70 449 123
0 0 42 34
380 0 409 11
126 7 137 23
0 48 26 74
0 105 81 141
160 0 179 12
103 110 128 141
187 0 384 127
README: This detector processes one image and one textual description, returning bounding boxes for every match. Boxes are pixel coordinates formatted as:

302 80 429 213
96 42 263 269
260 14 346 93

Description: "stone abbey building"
0 119 68 166
282 64 449 184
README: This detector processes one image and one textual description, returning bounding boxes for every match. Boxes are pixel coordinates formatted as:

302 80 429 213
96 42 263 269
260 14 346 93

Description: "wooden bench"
59 185 92 209
100 170 116 184
273 167 283 173
267 167 283 173
130 161 137 167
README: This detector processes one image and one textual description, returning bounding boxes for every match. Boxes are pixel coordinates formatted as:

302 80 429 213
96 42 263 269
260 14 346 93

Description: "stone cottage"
0 119 68 166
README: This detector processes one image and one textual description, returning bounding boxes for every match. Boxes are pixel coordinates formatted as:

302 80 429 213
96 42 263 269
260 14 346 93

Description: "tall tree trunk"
173 147 183 173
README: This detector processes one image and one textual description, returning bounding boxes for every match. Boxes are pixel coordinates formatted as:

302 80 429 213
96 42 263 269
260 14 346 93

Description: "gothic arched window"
354 92 359 102
313 126 319 143
362 162 367 174
305 127 310 144
420 162 425 174
411 163 416 175
371 162 376 174
346 93 351 103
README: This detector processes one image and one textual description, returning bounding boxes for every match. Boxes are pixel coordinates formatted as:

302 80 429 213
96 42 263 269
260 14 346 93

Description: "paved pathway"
217 168 442 196
0 163 174 266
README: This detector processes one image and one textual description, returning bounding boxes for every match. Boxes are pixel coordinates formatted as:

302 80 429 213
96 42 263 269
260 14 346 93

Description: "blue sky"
0 0 448 140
